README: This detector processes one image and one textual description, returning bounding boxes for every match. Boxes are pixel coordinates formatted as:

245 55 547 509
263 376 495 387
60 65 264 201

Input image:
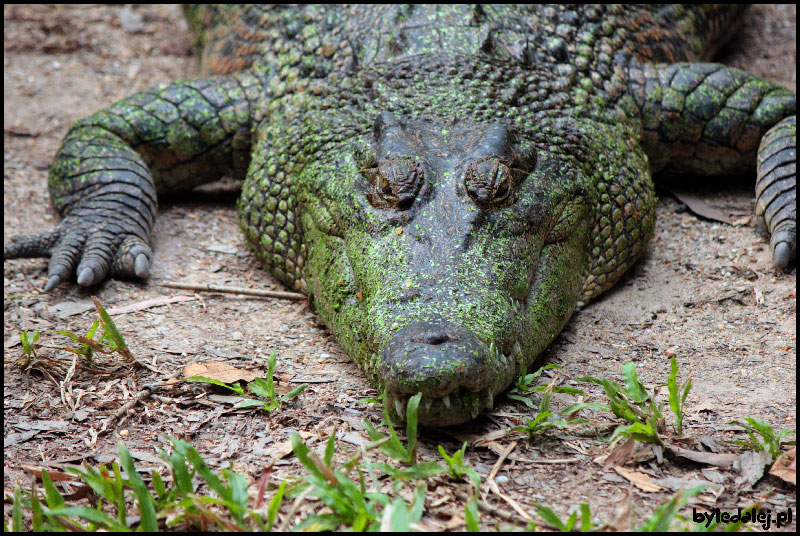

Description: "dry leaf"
670 190 733 224
666 445 739 469
182 361 260 384
614 466 662 492
446 428 509 446
692 401 717 415
604 438 636 468
769 447 796 486
736 450 772 489
444 515 465 530
266 431 314 461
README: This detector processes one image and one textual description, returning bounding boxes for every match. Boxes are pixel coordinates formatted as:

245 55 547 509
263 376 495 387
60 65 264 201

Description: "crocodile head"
299 112 594 426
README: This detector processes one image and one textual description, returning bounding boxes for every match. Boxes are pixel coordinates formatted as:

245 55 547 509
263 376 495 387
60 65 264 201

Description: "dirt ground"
4 5 796 531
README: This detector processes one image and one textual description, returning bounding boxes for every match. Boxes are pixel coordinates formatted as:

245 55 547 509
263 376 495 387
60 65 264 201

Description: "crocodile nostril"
412 331 450 345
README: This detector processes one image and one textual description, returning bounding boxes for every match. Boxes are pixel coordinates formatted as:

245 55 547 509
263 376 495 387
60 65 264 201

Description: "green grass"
726 417 795 462
578 357 693 445
363 392 422 463
579 362 665 444
438 442 481 489
7 307 787 532
19 330 40 363
291 429 429 531
530 502 595 532
185 349 307 413
667 356 692 437
5 438 286 531
508 364 593 439
17 297 134 372
528 487 758 532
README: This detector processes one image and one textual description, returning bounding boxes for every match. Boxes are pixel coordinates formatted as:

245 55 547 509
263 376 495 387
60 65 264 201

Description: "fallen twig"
279 487 312 532
98 371 182 435
487 440 516 482
161 281 306 301
483 441 533 522
106 295 197 315
455 492 517 523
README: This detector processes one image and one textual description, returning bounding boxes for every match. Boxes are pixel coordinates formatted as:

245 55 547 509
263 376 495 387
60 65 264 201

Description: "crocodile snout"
378 321 492 399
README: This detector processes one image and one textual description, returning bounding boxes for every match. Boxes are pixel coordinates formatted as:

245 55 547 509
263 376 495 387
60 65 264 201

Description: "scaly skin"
4 5 796 425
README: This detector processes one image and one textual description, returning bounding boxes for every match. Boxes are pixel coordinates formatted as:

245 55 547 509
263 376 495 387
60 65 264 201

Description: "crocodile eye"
363 157 424 210
464 157 523 208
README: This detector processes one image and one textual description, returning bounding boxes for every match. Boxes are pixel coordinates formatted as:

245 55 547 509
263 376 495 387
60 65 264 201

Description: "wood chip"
289 376 335 383
22 465 81 482
487 478 533 521
446 428 510 446
49 301 94 318
482 441 536 521
267 431 314 462
14 420 70 433
487 440 516 481
4 430 41 447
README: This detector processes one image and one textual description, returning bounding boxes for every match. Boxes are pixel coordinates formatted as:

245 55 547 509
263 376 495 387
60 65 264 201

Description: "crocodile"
4 5 796 426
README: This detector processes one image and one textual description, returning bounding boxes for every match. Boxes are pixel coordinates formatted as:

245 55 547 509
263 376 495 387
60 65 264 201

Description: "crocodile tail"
694 4 749 60
623 5 748 64
183 4 274 75
182 5 225 53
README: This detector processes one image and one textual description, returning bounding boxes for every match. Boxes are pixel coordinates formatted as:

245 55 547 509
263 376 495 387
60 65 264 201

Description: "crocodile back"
183 5 748 76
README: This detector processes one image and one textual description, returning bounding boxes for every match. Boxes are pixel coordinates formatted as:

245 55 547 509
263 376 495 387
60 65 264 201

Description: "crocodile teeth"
512 340 522 357
442 395 451 409
394 399 405 419
424 398 433 412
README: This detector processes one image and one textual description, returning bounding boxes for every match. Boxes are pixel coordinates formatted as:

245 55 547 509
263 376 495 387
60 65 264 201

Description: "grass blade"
118 441 157 531
465 497 480 532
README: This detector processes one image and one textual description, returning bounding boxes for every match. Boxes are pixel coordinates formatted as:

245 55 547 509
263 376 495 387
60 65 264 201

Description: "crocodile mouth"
385 385 496 426
377 321 518 426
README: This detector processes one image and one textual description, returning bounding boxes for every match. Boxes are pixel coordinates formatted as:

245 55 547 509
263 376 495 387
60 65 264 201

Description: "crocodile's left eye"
363 157 424 210
464 157 525 209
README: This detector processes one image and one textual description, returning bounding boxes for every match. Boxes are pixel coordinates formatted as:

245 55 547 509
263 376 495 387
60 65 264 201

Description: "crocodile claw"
43 275 62 293
134 253 151 278
774 241 791 268
77 267 96 286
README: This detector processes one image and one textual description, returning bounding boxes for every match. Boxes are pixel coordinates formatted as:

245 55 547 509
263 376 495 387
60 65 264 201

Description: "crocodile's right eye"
464 157 526 209
363 157 424 210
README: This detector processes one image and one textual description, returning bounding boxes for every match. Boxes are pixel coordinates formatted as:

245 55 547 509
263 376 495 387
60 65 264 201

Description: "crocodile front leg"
4 73 261 290
757 116 796 267
628 61 796 267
